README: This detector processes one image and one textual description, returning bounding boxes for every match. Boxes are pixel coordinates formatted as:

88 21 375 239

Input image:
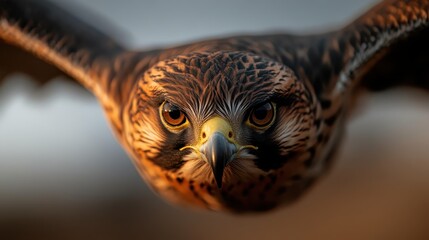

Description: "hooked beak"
180 116 258 189
200 132 236 189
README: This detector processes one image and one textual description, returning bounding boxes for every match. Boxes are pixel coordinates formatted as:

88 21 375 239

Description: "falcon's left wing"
326 0 429 95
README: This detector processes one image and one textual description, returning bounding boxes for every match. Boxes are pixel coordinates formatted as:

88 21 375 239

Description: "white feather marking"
272 109 310 155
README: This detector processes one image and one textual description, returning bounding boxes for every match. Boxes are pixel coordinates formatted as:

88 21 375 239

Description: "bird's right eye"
160 102 187 128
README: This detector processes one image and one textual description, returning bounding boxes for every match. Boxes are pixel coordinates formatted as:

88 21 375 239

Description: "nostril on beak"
202 132 206 139
228 131 233 139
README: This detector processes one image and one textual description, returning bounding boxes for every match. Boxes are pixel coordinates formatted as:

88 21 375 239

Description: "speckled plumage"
0 0 428 212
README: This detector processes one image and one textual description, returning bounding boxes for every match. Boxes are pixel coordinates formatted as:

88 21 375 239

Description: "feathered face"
123 51 325 212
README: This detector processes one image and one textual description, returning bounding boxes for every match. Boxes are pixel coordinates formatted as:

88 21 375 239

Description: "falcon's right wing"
0 0 142 133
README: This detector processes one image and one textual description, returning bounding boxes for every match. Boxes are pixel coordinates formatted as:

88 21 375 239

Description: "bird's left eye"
161 102 187 127
248 102 275 129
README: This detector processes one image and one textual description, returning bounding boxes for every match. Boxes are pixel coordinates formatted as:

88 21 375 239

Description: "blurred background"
1 0 429 239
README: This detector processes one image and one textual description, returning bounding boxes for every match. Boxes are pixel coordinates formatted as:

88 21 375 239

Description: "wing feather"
0 0 132 133
333 0 429 93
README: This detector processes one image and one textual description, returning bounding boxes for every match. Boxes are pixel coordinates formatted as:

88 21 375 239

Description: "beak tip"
215 178 223 189
211 166 224 189
203 132 235 191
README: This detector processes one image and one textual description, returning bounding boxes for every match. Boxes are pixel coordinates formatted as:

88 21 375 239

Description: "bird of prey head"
122 51 324 211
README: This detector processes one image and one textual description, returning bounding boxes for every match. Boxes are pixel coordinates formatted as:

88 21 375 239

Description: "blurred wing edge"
334 0 429 94
0 0 128 100
0 0 141 134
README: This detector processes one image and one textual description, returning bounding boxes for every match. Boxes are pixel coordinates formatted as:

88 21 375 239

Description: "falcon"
0 0 428 212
